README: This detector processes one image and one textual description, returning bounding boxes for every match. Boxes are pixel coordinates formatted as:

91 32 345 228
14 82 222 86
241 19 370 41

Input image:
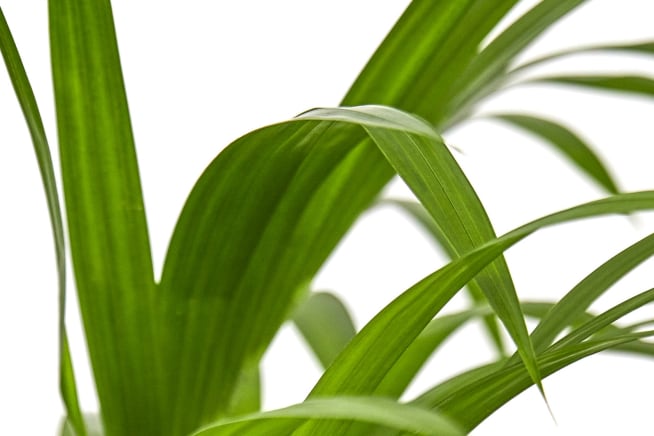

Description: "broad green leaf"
300 191 654 435
353 111 543 397
191 397 464 436
49 1 162 434
0 8 85 435
489 114 619 194
527 75 654 98
512 40 654 74
411 331 653 433
443 0 586 129
380 199 507 355
158 105 447 435
292 292 357 369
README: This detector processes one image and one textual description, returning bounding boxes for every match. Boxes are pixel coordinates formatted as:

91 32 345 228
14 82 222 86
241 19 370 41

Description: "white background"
1 1 654 435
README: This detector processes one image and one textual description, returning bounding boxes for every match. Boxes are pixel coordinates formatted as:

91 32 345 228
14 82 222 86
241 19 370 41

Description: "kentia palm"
1 1 653 435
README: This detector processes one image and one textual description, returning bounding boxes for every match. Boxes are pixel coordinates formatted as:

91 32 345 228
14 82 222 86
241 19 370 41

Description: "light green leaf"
226 364 261 417
0 7 85 435
49 1 162 434
489 113 619 194
191 397 464 436
301 191 654 434
292 292 356 369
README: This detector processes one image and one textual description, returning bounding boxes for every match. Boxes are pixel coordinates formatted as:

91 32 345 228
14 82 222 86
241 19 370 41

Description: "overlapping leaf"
192 397 464 436
299 192 654 435
157 106 461 435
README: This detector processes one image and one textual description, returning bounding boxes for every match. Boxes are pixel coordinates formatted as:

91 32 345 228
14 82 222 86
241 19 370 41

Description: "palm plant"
2 1 654 435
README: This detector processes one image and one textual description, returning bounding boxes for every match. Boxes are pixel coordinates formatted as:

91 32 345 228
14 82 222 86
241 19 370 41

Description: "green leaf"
410 281 654 433
61 414 104 436
301 191 654 434
380 199 507 356
226 364 261 417
191 397 464 436
292 292 357 369
353 110 543 398
412 331 654 433
157 105 447 434
443 0 586 128
527 75 654 98
489 113 619 194
528 233 654 353
375 307 491 399
342 0 520 128
49 1 162 434
0 7 85 436
512 40 654 74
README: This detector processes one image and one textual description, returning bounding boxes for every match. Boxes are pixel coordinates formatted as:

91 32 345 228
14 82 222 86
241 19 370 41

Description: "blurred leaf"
226 364 261 417
528 75 654 98
490 114 619 194
513 40 654 73
293 292 356 369
60 414 103 436
0 7 85 435
191 397 464 436
49 0 162 434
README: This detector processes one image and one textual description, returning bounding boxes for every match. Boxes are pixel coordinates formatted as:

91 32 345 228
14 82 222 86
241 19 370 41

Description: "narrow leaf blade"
192 397 464 436
0 7 85 435
490 113 619 194
49 1 161 434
